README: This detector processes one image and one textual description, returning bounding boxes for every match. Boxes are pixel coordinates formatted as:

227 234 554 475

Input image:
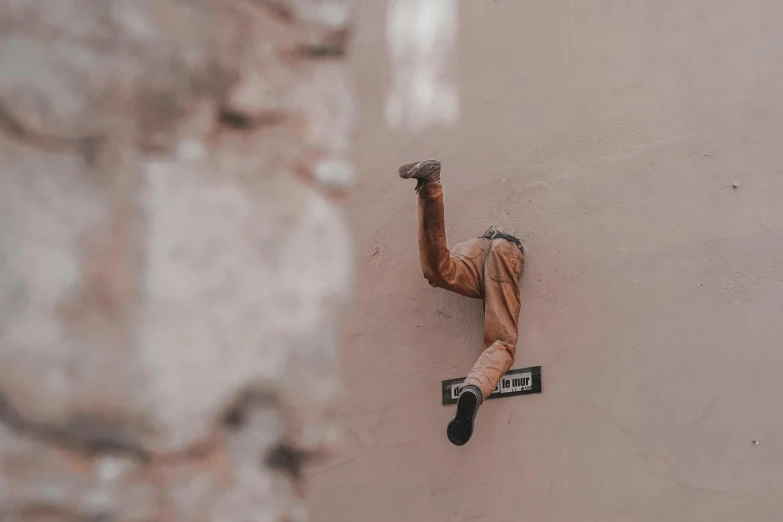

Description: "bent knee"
423 270 446 288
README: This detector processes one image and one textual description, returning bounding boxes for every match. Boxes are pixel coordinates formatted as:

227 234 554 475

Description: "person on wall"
398 159 525 446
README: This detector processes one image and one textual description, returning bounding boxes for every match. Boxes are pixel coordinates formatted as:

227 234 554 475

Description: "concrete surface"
309 0 783 520
0 1 354 520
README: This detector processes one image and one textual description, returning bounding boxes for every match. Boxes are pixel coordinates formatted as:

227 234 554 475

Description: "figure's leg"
417 184 487 297
463 239 524 398
447 238 523 446
400 160 487 298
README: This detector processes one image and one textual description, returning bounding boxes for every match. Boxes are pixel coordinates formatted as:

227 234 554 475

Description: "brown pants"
417 183 523 399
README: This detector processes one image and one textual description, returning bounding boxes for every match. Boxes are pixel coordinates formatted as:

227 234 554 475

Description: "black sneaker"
447 385 482 446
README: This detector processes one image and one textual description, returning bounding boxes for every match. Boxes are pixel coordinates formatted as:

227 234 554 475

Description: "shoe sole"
447 390 479 446
399 159 440 179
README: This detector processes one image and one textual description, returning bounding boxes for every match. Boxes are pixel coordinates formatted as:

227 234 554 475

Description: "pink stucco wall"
310 1 783 520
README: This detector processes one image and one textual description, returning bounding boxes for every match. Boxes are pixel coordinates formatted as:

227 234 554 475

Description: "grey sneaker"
446 384 482 446
398 159 441 191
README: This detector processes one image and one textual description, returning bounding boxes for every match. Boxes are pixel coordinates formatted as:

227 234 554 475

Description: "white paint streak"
385 0 459 131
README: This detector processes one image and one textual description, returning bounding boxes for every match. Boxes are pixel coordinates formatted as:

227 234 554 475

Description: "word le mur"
441 366 542 405
450 373 532 400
